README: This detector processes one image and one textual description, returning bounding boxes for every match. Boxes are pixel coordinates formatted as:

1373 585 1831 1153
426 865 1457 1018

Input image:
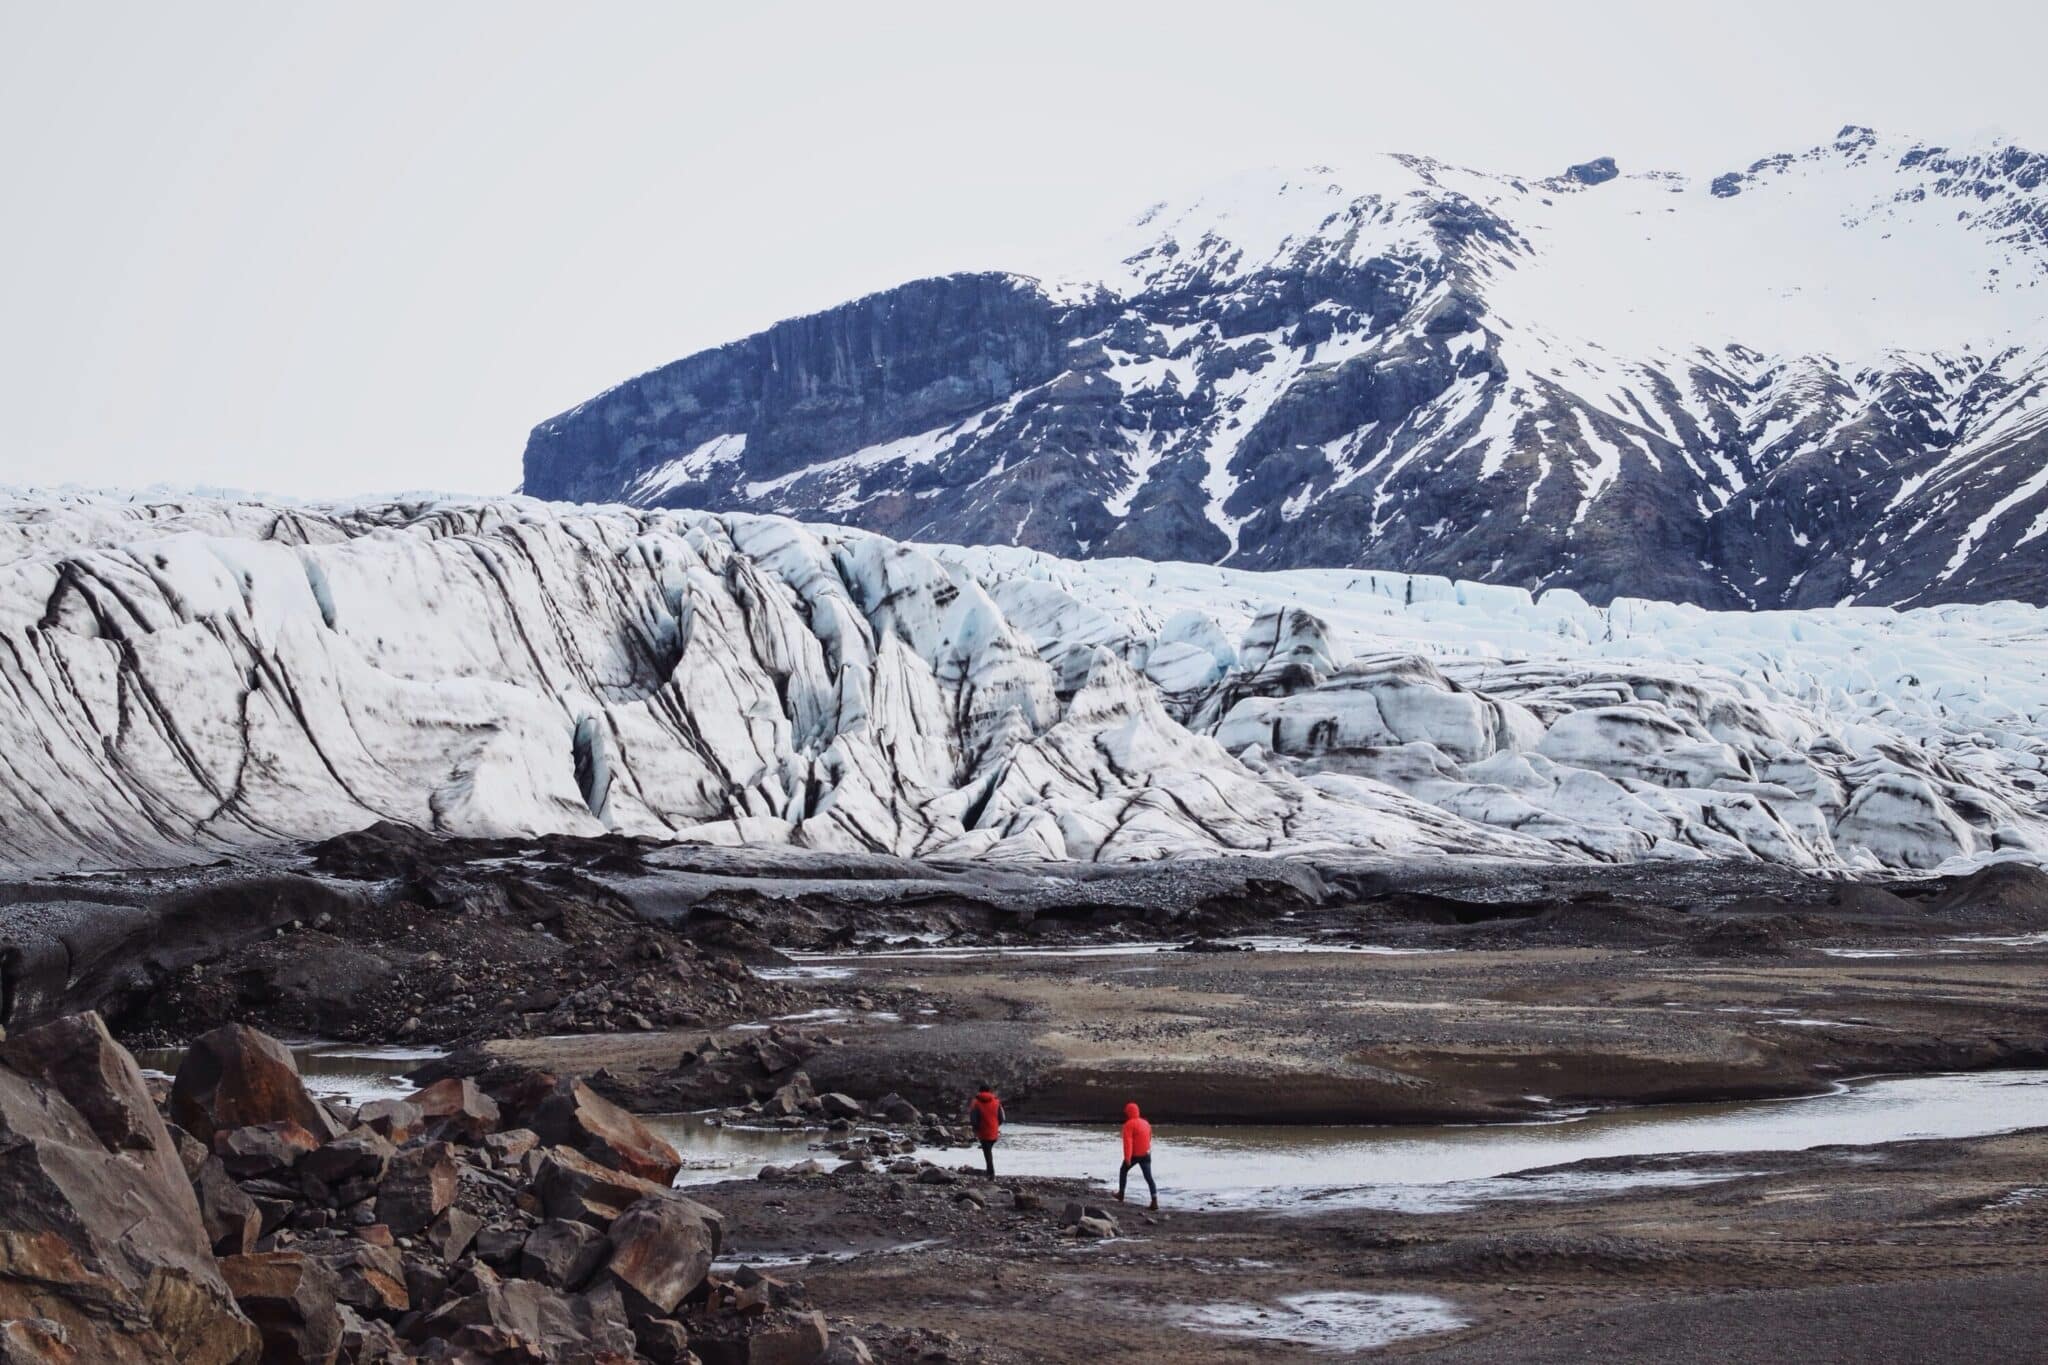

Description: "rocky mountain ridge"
523 127 2048 609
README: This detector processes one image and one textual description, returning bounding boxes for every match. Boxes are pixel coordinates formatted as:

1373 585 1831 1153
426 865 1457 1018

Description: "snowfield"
2 493 2043 875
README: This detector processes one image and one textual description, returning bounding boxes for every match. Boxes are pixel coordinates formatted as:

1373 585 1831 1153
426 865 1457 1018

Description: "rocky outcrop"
0 1012 260 1364
0 1012 836 1363
523 272 1085 511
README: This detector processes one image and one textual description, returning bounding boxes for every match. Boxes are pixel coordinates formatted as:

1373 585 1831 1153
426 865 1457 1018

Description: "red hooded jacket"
1121 1102 1152 1161
970 1090 1004 1141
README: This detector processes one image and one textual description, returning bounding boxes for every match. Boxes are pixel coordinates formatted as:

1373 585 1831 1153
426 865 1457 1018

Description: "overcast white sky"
4 1 2044 497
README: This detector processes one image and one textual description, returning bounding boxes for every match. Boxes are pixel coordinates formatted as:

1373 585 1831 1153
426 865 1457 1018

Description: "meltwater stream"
252 1047 2048 1215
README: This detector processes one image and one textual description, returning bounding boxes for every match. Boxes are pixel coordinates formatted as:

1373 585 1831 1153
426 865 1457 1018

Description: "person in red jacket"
1117 1101 1157 1209
966 1084 1006 1178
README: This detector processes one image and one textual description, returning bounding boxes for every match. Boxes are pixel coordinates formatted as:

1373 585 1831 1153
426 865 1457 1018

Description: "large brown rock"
405 1265 636 1358
423 1206 483 1265
530 1146 672 1228
376 1142 457 1236
212 1120 320 1180
600 1196 717 1314
405 1077 501 1143
296 1128 395 1187
0 1012 260 1365
531 1146 725 1242
1 1011 157 1152
520 1218 608 1290
354 1099 423 1144
691 1308 830 1365
170 1025 342 1146
334 1305 409 1365
219 1252 343 1365
527 1078 682 1185
193 1157 262 1256
302 1242 408 1318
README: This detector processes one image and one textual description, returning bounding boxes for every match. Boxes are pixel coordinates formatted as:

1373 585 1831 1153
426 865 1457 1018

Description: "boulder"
213 1120 320 1180
529 1147 727 1249
0 1013 259 1365
354 1099 423 1144
168 1123 211 1179
193 1156 263 1256
473 1223 529 1270
690 1308 829 1365
405 1077 501 1143
219 1252 345 1365
874 1094 921 1125
631 1311 694 1364
1 1012 157 1152
520 1219 608 1291
303 1241 408 1318
405 1266 636 1358
532 1146 671 1228
526 1078 682 1185
423 1205 483 1265
402 1260 450 1318
296 1129 395 1187
376 1143 457 1237
816 1093 863 1121
600 1196 718 1314
169 1025 342 1145
335 1305 409 1364
483 1128 541 1165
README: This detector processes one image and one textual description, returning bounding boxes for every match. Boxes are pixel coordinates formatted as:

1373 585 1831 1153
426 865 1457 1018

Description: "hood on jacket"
1124 1102 1141 1120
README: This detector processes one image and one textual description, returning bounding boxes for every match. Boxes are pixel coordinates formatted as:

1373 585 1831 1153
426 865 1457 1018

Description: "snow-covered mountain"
523 128 2048 609
5 493 2042 875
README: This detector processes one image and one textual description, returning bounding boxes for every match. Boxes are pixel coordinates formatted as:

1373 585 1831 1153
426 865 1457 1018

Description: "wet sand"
692 1124 2048 1362
458 918 2048 1360
486 933 2048 1124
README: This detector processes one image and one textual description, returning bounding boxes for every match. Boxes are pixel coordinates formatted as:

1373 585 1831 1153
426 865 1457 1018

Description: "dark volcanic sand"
686 1125 2048 1363
7 832 2048 1361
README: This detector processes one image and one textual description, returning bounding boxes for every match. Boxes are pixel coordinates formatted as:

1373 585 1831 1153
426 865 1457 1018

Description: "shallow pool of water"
1178 1291 1467 1351
137 1041 447 1110
926 1071 2048 1211
749 937 1434 980
266 1048 2048 1213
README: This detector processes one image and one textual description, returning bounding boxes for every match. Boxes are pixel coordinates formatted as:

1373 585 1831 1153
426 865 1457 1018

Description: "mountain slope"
523 128 2048 609
4 494 2044 874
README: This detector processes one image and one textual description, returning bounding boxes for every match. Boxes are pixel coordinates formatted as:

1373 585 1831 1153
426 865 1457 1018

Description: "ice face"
1 492 2042 874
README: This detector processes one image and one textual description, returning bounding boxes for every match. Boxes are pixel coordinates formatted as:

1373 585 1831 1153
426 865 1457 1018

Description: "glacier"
2 492 2043 875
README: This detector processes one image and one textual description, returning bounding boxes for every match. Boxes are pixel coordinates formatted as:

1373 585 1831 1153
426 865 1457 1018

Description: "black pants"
978 1139 996 1176
1119 1154 1155 1199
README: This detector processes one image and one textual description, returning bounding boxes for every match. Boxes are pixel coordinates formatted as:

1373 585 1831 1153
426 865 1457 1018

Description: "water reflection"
209 1045 2048 1213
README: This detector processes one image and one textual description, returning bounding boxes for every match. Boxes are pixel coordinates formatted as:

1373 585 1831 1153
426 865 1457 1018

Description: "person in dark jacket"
967 1084 1006 1177
1117 1101 1157 1209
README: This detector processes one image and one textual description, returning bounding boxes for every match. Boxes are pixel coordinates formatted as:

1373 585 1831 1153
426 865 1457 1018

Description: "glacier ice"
1 492 2042 875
